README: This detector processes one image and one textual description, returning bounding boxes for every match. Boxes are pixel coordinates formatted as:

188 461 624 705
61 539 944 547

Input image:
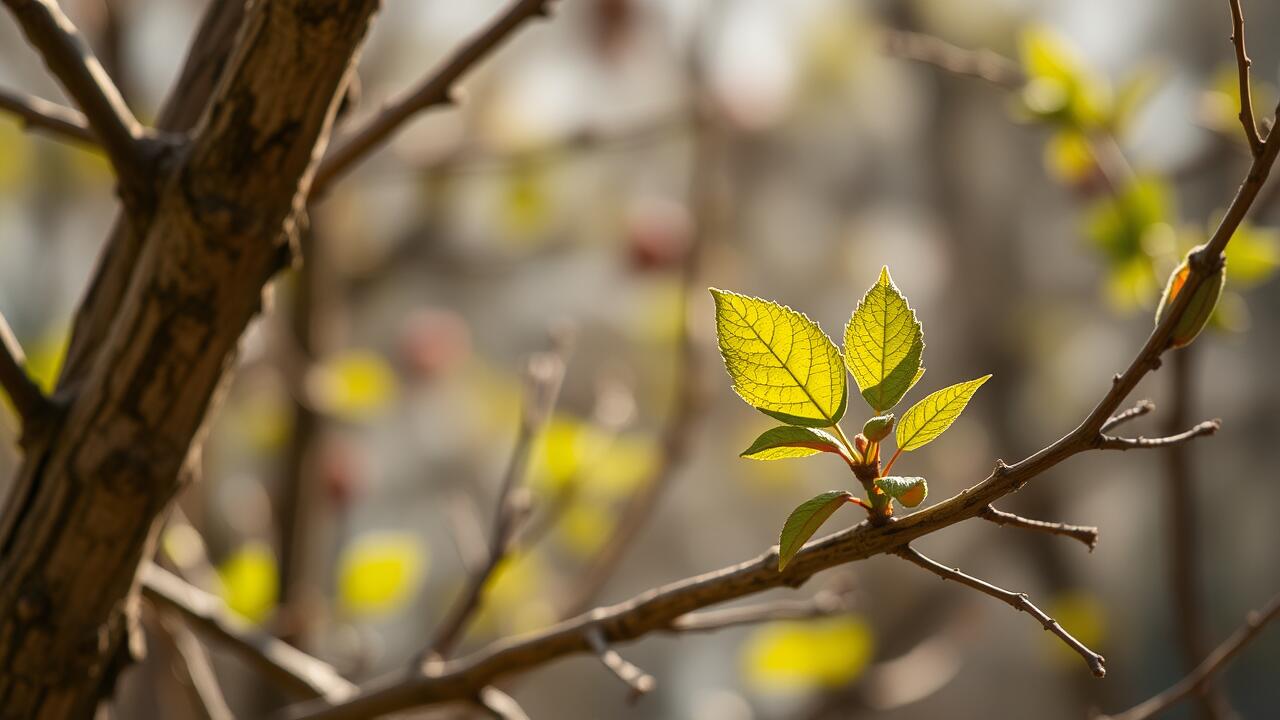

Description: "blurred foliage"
217 541 279 624
741 616 874 691
307 349 399 422
1043 592 1105 669
337 531 428 618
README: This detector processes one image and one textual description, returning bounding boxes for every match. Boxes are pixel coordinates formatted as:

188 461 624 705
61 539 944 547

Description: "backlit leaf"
740 426 846 461
844 267 924 412
895 375 991 452
874 476 928 508
712 289 847 427
778 491 853 571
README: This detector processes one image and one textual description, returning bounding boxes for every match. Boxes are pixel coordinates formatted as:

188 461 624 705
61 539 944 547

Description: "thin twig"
978 505 1099 551
1101 399 1156 433
1227 0 1264 154
881 29 1025 89
1 0 152 193
1098 420 1220 450
153 610 235 720
586 626 655 701
476 686 530 720
422 336 571 661
668 590 852 634
0 311 50 435
0 87 95 144
312 0 556 194
894 546 1106 678
1096 590 1280 720
141 564 357 703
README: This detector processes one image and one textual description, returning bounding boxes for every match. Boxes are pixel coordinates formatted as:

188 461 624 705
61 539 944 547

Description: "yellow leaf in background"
475 553 554 636
1225 223 1280 289
307 350 398 422
593 433 657 496
711 289 847 428
1043 592 1104 668
1105 256 1159 312
1043 129 1096 186
895 375 991 452
555 501 614 557
1017 25 1111 127
532 416 590 495
337 532 427 618
743 617 873 691
217 542 278 624
501 163 552 241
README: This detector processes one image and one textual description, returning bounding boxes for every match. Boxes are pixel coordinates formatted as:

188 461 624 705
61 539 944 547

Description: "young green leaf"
741 426 848 462
874 476 928 508
778 491 853 571
711 289 847 427
844 267 924 413
895 375 991 452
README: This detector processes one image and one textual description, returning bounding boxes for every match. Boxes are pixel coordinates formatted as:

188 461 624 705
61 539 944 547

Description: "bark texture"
0 1 380 716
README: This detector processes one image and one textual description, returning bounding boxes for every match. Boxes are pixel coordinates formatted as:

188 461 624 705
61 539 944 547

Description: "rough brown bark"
0 2 380 717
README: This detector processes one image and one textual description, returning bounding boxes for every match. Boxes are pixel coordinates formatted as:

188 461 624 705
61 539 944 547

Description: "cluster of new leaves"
712 268 989 570
1016 26 1279 320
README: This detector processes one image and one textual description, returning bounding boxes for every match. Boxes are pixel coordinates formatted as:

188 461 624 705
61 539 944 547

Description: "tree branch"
1101 399 1156 433
1227 0 1264 154
1098 420 1220 450
894 546 1106 677
141 564 357 703
0 86 94 145
0 310 51 436
312 0 557 195
978 505 1099 551
1096 590 1280 720
1 0 153 194
586 626 656 701
668 590 853 634
423 337 570 661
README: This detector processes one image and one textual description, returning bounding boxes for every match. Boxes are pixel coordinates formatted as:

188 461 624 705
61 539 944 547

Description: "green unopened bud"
1155 247 1226 349
862 414 895 442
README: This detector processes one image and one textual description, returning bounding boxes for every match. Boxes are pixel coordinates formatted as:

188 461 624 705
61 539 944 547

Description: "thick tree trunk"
0 2 380 716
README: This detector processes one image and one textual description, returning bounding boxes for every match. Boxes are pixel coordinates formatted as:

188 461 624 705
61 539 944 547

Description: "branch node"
895 545 1106 678
979 505 1099 551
